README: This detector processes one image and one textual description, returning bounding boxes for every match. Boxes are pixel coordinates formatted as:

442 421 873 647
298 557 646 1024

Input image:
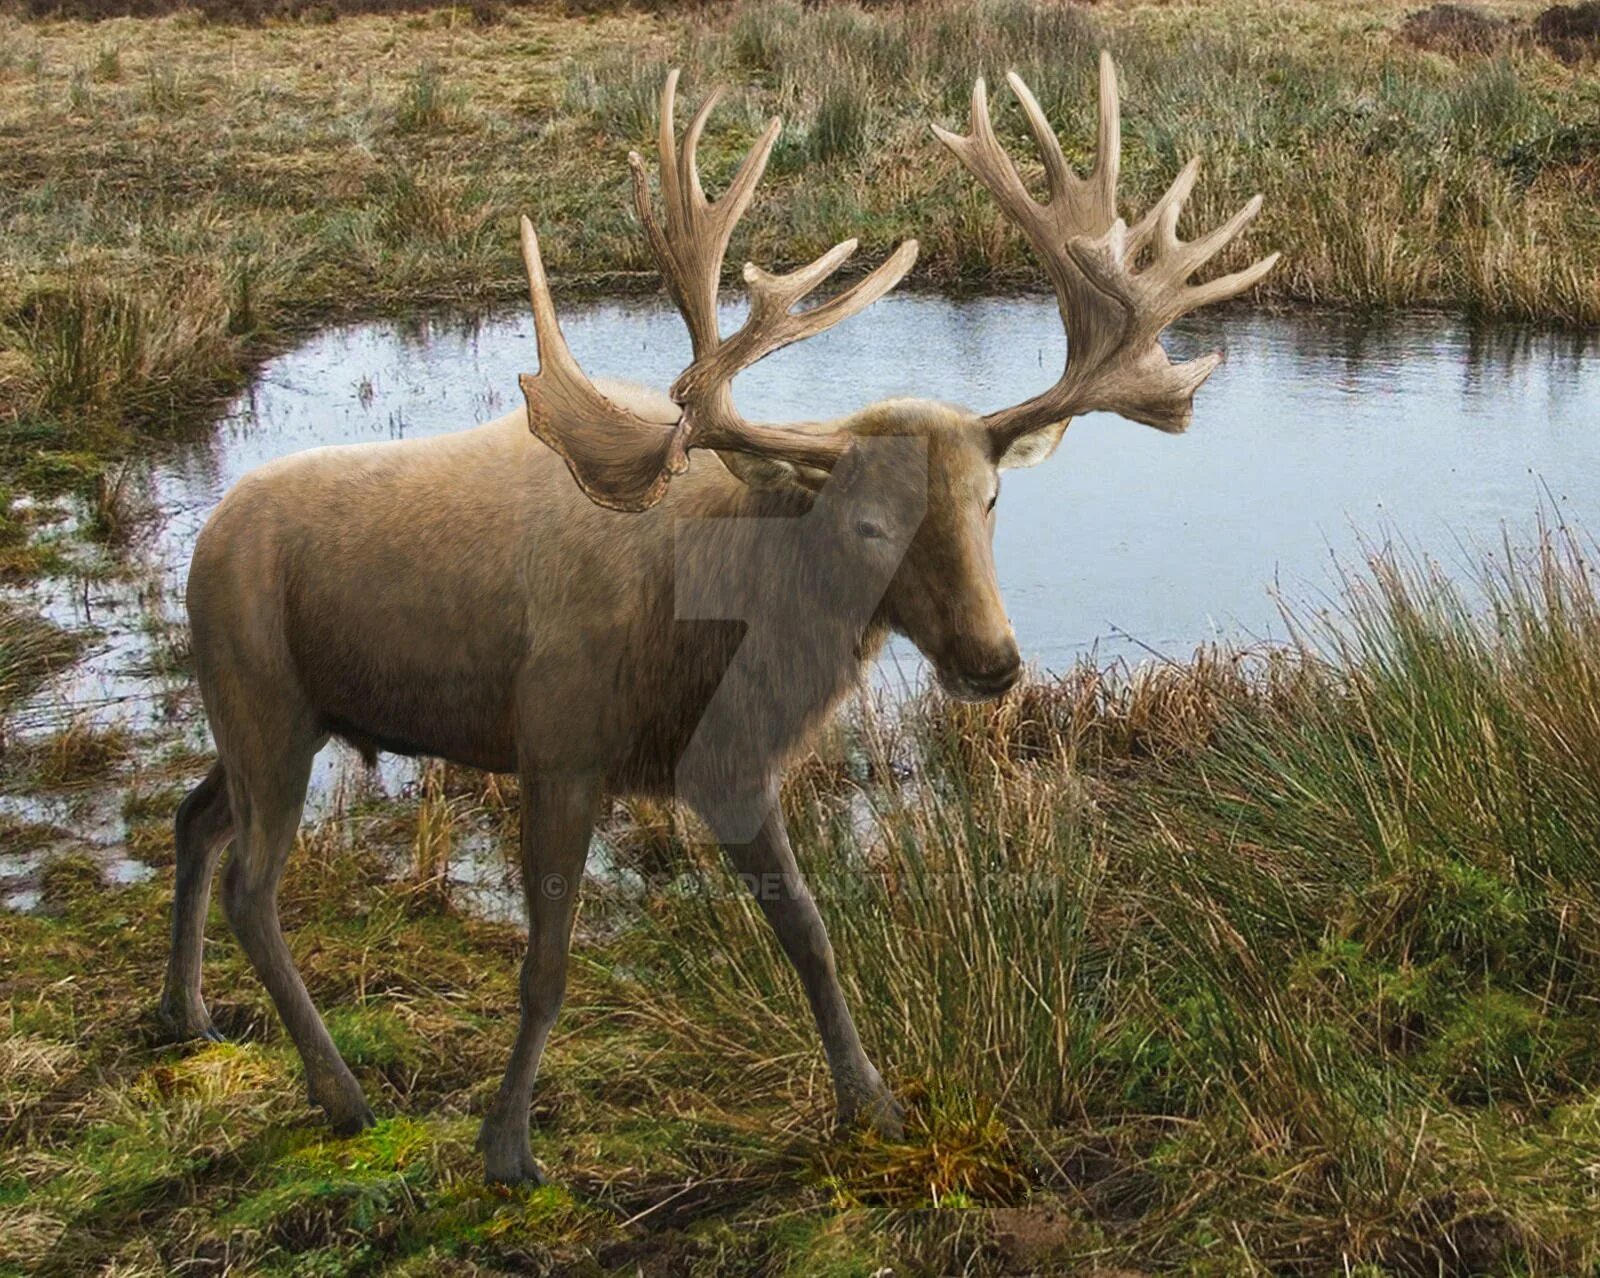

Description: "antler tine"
1169 193 1263 286
1126 156 1199 258
519 215 576 381
1091 51 1119 216
679 86 723 213
718 114 784 227
935 52 1279 444
750 239 921 343
630 74 782 363
1003 72 1077 209
529 67 915 490
671 237 920 421
931 78 1036 241
632 69 918 454
655 70 683 222
1180 245 1281 312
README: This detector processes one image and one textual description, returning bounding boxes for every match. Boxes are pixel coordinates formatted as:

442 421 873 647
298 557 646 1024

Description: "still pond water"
9 294 1600 780
5 295 1599 902
153 293 1599 668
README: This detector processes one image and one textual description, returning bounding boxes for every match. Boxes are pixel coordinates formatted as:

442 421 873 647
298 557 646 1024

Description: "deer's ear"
714 450 831 493
996 420 1068 471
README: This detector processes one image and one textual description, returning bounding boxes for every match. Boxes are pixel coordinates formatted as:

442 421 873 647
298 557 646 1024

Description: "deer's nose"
968 653 1021 693
959 637 1021 691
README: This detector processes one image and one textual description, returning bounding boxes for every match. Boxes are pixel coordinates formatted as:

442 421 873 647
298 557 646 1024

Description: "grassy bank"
4 2 1600 1269
1 0 1599 568
4 528 1600 1275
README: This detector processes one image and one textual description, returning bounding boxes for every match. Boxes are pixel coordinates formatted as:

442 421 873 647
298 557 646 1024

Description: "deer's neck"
613 477 883 795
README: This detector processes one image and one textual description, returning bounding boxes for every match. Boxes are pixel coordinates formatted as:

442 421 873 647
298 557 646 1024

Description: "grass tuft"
393 60 462 134
3 718 133 788
0 604 77 721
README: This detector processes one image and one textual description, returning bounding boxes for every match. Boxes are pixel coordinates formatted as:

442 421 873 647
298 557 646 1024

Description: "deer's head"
516 57 1278 702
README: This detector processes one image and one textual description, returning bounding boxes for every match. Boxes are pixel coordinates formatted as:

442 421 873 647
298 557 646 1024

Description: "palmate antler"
520 58 1274 508
517 71 917 511
934 53 1279 459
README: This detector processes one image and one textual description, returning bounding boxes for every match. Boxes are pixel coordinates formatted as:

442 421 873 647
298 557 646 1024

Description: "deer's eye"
986 491 998 514
855 519 887 541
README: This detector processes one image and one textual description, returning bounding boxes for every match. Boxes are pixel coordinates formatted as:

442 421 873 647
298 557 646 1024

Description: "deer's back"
186 409 747 776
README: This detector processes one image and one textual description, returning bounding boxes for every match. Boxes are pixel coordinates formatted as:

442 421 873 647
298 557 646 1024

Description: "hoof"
325 1102 378 1137
478 1118 547 1186
154 999 227 1045
839 1087 905 1141
484 1155 549 1187
310 1073 376 1136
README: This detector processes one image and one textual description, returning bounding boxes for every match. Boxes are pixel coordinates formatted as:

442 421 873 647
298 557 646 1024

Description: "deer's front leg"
477 772 600 1185
711 797 903 1139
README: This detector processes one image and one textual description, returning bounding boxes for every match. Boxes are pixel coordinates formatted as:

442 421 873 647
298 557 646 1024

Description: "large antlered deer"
159 55 1276 1183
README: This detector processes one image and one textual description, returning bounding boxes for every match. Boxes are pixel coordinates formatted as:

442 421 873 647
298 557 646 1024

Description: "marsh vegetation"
5 532 1600 1273
4 0 1600 1273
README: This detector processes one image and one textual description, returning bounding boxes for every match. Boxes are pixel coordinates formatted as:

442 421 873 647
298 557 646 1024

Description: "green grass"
5 527 1600 1273
1 0 1599 580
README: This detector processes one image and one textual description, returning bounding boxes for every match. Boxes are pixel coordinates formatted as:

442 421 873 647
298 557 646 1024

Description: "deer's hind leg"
218 719 374 1135
157 761 235 1042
